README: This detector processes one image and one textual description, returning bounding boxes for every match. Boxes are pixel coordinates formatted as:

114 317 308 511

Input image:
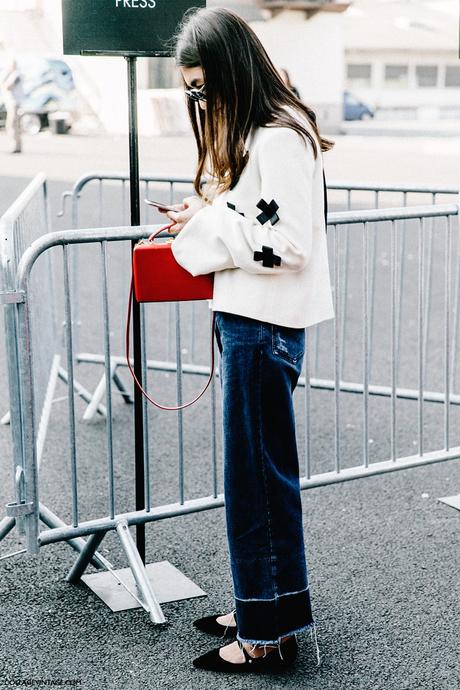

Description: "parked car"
0 56 76 134
343 91 375 121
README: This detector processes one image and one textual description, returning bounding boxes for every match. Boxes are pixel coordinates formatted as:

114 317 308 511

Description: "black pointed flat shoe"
192 635 298 673
193 612 237 638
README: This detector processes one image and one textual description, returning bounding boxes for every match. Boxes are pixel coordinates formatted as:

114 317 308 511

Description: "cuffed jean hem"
236 619 315 646
233 585 314 645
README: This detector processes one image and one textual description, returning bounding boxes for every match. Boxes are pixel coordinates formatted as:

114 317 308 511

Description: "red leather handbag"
127 223 217 411
133 225 214 303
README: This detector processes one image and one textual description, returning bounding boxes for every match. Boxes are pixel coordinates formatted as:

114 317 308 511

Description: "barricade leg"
0 516 16 541
81 362 115 422
81 361 133 421
66 530 109 583
39 503 110 571
116 519 166 624
58 367 107 418
1 372 109 422
0 504 111 567
112 368 134 405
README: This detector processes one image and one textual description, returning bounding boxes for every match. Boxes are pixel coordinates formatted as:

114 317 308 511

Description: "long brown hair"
173 7 335 200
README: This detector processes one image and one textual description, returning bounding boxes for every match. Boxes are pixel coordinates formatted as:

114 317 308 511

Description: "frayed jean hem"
234 585 309 602
236 619 314 646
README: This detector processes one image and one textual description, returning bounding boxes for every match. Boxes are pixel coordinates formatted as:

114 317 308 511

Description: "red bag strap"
126 223 217 411
148 225 173 242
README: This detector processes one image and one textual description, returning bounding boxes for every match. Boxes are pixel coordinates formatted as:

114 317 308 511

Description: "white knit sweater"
171 110 335 329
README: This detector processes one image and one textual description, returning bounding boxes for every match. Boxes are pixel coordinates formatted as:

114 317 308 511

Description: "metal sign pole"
61 0 209 616
126 56 145 563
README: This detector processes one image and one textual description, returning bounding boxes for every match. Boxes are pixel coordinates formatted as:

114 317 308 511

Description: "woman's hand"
159 195 206 234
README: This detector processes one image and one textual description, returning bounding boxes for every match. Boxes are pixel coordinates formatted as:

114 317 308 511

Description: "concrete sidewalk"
1 124 459 203
340 118 460 138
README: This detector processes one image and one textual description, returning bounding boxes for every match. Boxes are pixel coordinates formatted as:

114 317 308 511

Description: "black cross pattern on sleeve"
227 202 245 217
253 245 281 268
256 198 279 226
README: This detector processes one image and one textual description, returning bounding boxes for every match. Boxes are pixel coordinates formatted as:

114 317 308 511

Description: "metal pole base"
438 493 460 511
80 520 206 622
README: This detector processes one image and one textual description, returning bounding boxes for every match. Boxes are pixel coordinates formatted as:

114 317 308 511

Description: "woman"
162 7 335 674
0 60 24 154
278 67 301 99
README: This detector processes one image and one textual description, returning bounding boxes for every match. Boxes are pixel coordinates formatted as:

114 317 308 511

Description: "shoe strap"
239 640 280 662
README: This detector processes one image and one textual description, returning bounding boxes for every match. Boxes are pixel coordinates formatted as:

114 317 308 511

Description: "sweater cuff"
170 205 236 276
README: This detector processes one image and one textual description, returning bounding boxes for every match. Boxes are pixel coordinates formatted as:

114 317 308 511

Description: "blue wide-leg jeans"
214 310 317 648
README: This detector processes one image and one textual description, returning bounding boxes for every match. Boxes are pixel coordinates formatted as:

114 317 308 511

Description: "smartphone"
144 198 178 212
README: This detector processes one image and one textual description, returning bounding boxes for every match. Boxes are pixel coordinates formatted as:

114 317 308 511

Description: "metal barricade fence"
3 202 458 621
57 174 460 421
0 175 107 563
327 182 458 210
0 174 58 545
0 175 106 423
58 174 460 228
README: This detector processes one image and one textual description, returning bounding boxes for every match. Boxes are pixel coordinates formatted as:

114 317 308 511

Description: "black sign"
62 0 206 57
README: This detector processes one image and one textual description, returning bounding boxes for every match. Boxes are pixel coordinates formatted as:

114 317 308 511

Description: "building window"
384 64 409 88
346 64 372 89
415 65 438 88
445 66 460 88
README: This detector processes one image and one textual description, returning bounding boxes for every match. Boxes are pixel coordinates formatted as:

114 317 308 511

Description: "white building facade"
344 0 460 119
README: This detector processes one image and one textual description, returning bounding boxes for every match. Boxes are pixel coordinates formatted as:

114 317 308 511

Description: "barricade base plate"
438 494 460 512
81 560 206 612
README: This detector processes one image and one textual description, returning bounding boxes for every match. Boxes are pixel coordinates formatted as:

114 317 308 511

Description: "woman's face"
180 65 207 111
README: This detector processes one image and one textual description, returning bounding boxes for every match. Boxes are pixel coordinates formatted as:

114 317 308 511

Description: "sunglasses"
184 84 207 102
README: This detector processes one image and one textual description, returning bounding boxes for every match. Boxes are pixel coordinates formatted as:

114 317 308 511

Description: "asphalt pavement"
0 127 459 690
